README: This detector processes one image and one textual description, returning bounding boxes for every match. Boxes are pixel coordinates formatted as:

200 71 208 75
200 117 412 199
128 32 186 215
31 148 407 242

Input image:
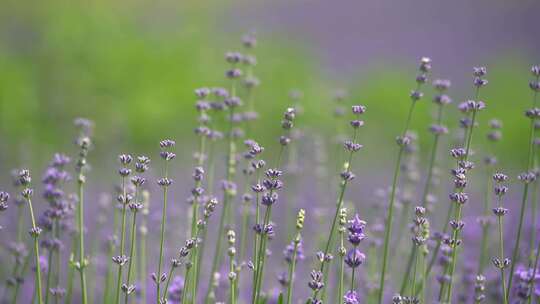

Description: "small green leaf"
277 292 284 304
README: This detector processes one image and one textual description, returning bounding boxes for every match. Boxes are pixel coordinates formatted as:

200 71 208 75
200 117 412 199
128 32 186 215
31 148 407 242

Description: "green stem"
530 177 539 263
12 252 31 304
421 252 426 303
229 256 235 304
156 163 169 303
337 241 345 304
253 205 273 302
508 77 539 298
477 167 493 275
115 177 128 304
204 107 236 304
529 237 540 304
445 109 478 302
400 246 416 294
27 197 44 304
124 210 138 304
411 246 419 298
103 199 119 303
45 226 55 304
286 239 300 304
138 217 147 304
77 180 88 304
378 99 417 304
316 128 359 302
64 235 76 304
163 264 176 302
425 202 454 279
498 215 508 304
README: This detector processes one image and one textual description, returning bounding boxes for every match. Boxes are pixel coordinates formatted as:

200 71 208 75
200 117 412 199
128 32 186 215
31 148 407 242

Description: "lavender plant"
442 68 488 302
507 65 540 298
285 209 305 304
154 139 175 303
378 57 431 304
311 104 365 304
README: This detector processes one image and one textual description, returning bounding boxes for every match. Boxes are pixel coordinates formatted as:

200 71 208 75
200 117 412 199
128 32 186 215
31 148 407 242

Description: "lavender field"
1 1 540 304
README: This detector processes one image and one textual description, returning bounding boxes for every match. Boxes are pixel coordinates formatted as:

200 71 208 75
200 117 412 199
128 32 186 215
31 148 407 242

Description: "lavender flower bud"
344 248 365 268
159 139 175 148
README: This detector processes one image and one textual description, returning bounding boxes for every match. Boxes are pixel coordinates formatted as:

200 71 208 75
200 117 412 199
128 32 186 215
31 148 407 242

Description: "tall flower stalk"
507 65 540 297
74 134 92 304
428 69 488 298
491 173 510 304
285 209 305 304
204 51 243 303
444 68 488 302
409 207 429 302
311 104 365 304
41 154 71 304
400 79 451 294
138 190 150 304
19 170 44 304
477 119 502 275
122 156 149 304
154 139 176 303
341 214 367 304
377 57 431 304
113 154 133 304
226 229 237 304
252 107 296 302
336 208 347 304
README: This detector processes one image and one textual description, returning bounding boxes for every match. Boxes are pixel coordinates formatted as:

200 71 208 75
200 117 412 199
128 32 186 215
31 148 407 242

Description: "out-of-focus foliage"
0 0 533 168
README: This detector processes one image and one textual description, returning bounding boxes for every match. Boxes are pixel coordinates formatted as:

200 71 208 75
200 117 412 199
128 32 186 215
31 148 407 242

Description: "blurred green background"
0 0 536 171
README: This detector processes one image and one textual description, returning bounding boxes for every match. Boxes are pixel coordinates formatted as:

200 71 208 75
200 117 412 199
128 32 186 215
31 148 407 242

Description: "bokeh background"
1 0 539 170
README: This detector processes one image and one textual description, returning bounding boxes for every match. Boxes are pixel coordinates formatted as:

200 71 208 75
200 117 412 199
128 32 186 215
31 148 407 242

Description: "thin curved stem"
498 214 509 304
508 77 539 298
156 163 169 303
114 177 127 304
378 98 418 304
27 197 44 304
445 109 478 302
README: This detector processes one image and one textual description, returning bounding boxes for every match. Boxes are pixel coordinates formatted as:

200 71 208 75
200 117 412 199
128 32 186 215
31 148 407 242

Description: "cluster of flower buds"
0 191 9 212
473 66 488 88
279 107 296 146
343 290 360 304
338 208 348 257
530 65 540 92
227 229 237 282
74 118 93 183
344 214 367 270
308 270 324 293
410 57 432 102
514 267 540 301
411 207 430 253
473 275 486 302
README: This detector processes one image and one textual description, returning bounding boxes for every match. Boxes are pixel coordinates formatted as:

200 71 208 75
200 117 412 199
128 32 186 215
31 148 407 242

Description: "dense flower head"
419 56 432 72
532 65 540 77
195 87 210 99
518 171 536 183
433 94 452 105
308 270 324 291
345 248 366 268
344 290 359 304
283 240 304 263
450 148 467 159
352 105 366 114
159 139 175 148
433 79 451 92
0 191 8 211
